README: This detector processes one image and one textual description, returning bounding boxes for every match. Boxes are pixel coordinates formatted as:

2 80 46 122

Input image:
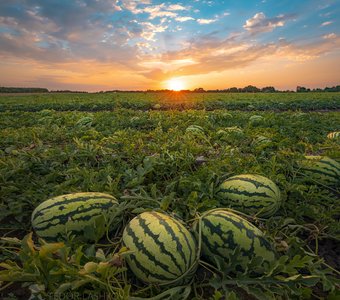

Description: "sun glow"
166 78 185 91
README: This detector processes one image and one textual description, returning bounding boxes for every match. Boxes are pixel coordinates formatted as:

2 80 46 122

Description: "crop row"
1 92 340 112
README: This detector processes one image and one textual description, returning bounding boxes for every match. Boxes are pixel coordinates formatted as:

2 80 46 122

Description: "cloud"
122 2 188 20
243 12 292 33
143 5 178 19
275 36 340 62
323 33 336 39
140 22 168 41
121 0 151 14
197 18 217 24
167 4 186 11
175 16 195 22
140 30 340 81
0 0 144 69
321 21 333 26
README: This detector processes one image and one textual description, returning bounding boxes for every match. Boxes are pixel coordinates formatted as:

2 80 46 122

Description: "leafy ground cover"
0 93 339 299
1 92 340 112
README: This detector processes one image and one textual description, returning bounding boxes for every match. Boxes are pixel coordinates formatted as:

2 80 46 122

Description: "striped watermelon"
252 136 272 148
327 131 340 140
122 211 198 285
217 127 244 136
31 192 118 241
218 174 281 218
217 127 244 142
249 115 264 126
185 125 204 135
297 156 340 185
197 209 276 270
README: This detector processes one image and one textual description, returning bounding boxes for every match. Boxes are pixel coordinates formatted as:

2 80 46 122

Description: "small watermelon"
196 209 276 270
218 174 281 218
31 192 118 242
185 125 204 135
217 127 244 136
249 115 264 126
122 211 198 285
297 156 340 186
252 136 272 148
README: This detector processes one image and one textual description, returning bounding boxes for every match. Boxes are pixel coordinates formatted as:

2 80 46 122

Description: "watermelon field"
0 92 339 299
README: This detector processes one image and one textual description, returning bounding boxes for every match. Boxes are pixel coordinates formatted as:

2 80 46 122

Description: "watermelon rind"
31 192 118 242
196 208 276 271
122 211 198 285
218 174 281 218
297 156 340 186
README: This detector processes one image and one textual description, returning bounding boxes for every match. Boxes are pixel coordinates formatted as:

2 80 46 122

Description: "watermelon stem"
0 282 14 292
198 259 223 276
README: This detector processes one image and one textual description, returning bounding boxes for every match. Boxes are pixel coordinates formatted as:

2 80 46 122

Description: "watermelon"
185 125 204 134
249 115 264 125
31 192 118 241
122 211 198 285
76 116 93 127
196 209 276 270
217 126 244 138
252 136 272 148
218 174 281 218
327 131 340 140
297 156 340 185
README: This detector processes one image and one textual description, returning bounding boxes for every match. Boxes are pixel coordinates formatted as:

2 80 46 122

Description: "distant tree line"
205 86 277 93
50 90 88 93
296 86 340 92
0 87 89 93
0 87 49 93
106 85 340 93
1 85 339 93
207 85 340 93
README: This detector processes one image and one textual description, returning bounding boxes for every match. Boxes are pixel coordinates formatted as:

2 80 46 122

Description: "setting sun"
166 78 185 91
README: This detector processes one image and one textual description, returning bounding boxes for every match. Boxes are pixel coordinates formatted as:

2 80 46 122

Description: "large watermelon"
31 192 118 241
197 209 276 270
218 174 281 218
297 156 340 185
122 211 198 285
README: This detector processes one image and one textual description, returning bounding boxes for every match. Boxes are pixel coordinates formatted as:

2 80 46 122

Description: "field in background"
1 92 340 111
0 92 339 299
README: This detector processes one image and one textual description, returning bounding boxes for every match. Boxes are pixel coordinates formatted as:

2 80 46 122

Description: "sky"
0 0 339 91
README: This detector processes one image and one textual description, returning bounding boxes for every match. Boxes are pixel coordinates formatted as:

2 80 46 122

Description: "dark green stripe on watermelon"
219 188 273 200
150 212 189 268
125 221 178 278
299 167 338 181
122 211 198 285
31 193 118 242
198 209 276 271
33 195 115 219
33 202 113 230
137 215 184 274
170 217 195 267
222 176 277 194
